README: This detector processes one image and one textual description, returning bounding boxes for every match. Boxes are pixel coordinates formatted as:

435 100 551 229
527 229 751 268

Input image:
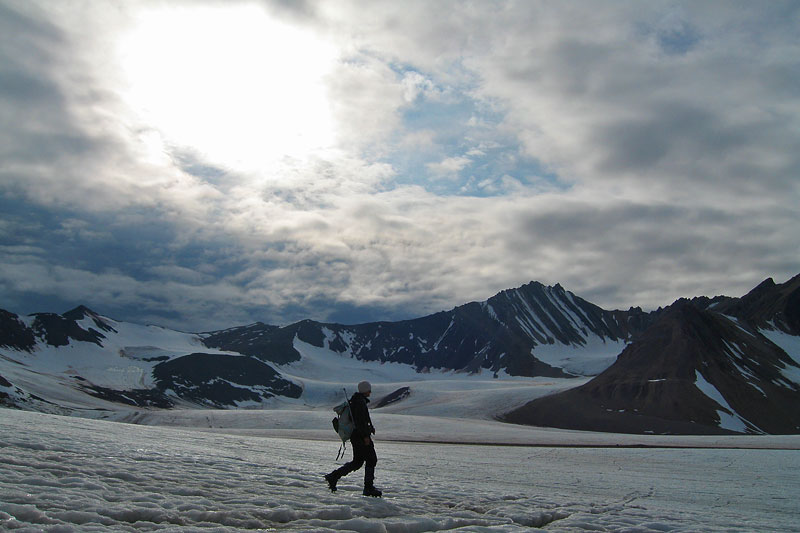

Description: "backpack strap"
336 441 347 461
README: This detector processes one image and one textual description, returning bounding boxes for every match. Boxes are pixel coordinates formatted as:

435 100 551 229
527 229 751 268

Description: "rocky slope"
503 275 800 435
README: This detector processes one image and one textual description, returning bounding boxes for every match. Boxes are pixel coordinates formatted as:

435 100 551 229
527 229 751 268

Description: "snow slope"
1 409 799 532
266 338 579 418
2 315 213 405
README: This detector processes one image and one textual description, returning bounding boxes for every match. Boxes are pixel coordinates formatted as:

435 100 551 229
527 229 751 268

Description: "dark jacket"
349 392 375 440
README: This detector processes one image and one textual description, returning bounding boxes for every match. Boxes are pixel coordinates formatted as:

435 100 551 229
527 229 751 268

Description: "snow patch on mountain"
694 370 750 433
760 328 800 387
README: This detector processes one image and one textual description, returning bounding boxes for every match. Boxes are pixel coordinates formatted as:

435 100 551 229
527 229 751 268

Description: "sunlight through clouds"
116 3 337 174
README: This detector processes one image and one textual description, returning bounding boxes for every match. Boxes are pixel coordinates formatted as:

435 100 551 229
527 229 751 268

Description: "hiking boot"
363 486 382 497
324 473 338 492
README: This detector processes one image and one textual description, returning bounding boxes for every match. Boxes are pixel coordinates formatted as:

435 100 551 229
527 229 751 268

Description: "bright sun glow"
117 4 337 174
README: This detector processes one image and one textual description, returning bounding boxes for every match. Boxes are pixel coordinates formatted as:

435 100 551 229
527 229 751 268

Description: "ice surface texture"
1 409 799 532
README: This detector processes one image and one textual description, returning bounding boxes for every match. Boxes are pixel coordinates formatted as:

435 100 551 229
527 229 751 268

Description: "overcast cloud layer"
1 0 798 330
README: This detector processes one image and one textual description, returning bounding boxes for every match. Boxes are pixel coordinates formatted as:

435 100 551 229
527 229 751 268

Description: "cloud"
0 0 798 330
462 2 800 199
502 194 799 308
400 71 441 103
426 156 472 180
326 54 407 154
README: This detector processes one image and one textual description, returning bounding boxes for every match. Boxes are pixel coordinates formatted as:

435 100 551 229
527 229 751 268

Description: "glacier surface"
1 409 799 532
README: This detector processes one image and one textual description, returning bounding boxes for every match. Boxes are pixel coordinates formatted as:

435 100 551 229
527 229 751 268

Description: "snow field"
2 409 799 532
525 336 627 377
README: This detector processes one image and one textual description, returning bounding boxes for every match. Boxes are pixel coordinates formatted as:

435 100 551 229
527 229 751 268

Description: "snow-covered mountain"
504 274 800 435
0 307 301 413
202 281 651 377
2 275 799 435
0 281 629 412
0 281 649 418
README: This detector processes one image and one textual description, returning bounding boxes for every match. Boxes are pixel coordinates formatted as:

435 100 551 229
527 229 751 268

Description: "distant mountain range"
2 274 799 435
201 281 654 377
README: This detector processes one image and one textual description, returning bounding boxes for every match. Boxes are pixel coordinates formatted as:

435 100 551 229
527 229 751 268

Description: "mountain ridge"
2 274 799 435
201 280 655 378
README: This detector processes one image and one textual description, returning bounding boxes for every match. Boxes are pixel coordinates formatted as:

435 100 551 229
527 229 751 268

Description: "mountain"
503 276 800 435
2 275 799 436
0 309 37 351
698 273 800 335
0 281 648 414
203 281 654 378
0 306 301 412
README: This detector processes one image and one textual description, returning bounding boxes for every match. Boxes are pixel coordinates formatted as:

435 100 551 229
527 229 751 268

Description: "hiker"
325 381 381 497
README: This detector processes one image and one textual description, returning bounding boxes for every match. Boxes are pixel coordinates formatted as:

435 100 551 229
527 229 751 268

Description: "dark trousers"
331 437 377 487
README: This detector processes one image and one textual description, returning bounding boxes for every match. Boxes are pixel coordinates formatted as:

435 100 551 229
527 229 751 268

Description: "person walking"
325 381 382 497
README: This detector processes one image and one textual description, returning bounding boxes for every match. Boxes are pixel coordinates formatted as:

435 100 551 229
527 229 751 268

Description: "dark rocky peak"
62 305 96 319
489 280 654 346
752 273 800 334
0 309 36 352
62 305 117 333
736 277 778 312
30 311 108 347
710 274 800 334
291 319 328 347
749 276 777 294
202 322 301 365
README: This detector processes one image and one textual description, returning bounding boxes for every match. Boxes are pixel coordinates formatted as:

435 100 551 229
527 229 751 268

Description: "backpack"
332 399 355 442
331 392 356 460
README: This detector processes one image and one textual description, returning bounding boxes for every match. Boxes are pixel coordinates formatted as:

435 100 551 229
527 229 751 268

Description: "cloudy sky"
1 0 798 330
